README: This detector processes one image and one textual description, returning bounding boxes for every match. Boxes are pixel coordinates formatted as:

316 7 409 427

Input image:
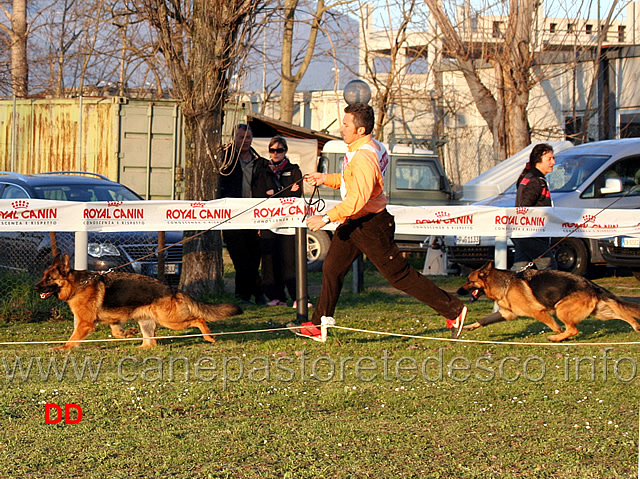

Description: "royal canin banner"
0 199 638 238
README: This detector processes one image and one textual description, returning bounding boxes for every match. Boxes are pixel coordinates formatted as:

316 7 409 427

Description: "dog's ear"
478 260 493 274
59 253 71 275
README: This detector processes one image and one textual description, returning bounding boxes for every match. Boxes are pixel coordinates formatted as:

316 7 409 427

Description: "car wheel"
307 230 331 272
554 238 588 276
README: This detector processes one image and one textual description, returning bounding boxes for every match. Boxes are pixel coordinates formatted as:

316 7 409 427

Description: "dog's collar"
78 269 112 286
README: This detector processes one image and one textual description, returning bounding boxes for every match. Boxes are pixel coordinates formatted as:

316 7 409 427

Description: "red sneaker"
446 306 467 339
286 321 324 342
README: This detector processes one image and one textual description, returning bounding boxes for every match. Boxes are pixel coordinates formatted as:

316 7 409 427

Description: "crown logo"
582 214 596 223
11 200 29 209
107 201 123 207
435 211 450 219
516 207 528 215
190 202 205 208
279 197 297 205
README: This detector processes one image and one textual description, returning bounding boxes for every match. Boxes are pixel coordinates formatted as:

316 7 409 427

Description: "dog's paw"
52 345 72 352
124 328 138 338
463 322 482 331
547 334 565 342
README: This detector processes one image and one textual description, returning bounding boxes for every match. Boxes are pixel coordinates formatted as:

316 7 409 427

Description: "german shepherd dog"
458 260 640 342
35 253 243 350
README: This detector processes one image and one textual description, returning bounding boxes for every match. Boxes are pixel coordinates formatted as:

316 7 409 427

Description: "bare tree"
424 0 541 161
356 0 433 140
136 0 262 296
280 0 325 122
0 0 28 96
278 0 352 122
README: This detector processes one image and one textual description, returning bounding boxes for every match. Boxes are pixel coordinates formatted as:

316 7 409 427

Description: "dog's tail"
178 293 244 322
595 296 640 332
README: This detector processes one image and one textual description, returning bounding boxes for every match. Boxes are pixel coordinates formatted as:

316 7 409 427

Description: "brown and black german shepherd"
458 260 640 342
35 253 243 350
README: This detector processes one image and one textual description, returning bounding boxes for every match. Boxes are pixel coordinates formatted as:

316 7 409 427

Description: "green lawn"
1 267 639 478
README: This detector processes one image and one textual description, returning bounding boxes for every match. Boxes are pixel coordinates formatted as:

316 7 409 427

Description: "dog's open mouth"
39 292 54 300
470 289 481 302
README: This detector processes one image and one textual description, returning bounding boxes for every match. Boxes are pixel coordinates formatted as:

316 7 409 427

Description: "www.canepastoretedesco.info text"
0 348 637 388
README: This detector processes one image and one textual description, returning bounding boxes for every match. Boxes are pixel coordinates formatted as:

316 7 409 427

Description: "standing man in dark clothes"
217 124 274 305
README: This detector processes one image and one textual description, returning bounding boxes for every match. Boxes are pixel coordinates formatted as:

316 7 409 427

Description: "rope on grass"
1 324 640 347
329 325 640 347
0 326 296 346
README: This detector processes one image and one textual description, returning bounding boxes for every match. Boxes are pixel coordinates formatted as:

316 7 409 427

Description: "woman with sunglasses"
261 136 304 307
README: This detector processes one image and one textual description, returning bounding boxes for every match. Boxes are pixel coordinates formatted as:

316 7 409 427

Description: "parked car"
0 171 183 286
445 138 640 276
598 236 640 281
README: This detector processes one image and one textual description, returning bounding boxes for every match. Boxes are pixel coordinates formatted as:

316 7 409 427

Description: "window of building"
619 112 640 138
586 24 593 34
564 116 584 143
568 23 574 33
618 25 626 42
405 48 429 75
492 21 504 38
550 23 557 34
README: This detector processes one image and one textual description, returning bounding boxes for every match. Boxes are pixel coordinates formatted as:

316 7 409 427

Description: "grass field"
1 263 639 478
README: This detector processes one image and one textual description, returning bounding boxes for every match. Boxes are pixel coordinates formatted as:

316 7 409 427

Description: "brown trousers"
311 209 464 325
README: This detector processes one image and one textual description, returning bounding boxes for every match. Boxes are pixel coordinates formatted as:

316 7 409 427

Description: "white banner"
0 198 638 238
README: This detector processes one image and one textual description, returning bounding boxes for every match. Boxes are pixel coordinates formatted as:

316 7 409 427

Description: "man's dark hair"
233 123 252 136
344 103 375 135
529 143 553 166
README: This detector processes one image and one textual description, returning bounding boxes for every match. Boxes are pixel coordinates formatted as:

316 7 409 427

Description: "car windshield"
32 184 142 202
504 153 611 194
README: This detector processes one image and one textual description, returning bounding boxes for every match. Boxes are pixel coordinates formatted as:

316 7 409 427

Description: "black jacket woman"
260 136 304 306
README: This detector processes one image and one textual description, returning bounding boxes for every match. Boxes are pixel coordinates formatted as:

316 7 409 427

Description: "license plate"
621 237 640 248
151 263 180 275
455 235 480 245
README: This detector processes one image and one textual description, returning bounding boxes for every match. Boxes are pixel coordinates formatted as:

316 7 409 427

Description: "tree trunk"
280 78 296 123
425 0 534 161
279 0 325 123
179 114 225 295
10 0 28 97
139 0 259 297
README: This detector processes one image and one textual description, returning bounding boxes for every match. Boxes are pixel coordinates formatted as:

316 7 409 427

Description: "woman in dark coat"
260 136 304 306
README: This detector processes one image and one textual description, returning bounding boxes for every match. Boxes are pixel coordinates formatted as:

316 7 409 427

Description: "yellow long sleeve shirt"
324 135 388 224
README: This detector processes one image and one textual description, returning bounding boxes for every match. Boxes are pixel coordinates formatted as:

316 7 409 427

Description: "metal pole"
146 103 153 199
352 254 364 293
74 231 88 271
77 95 83 171
493 230 509 312
494 230 508 270
11 94 17 171
171 104 178 200
295 228 309 322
